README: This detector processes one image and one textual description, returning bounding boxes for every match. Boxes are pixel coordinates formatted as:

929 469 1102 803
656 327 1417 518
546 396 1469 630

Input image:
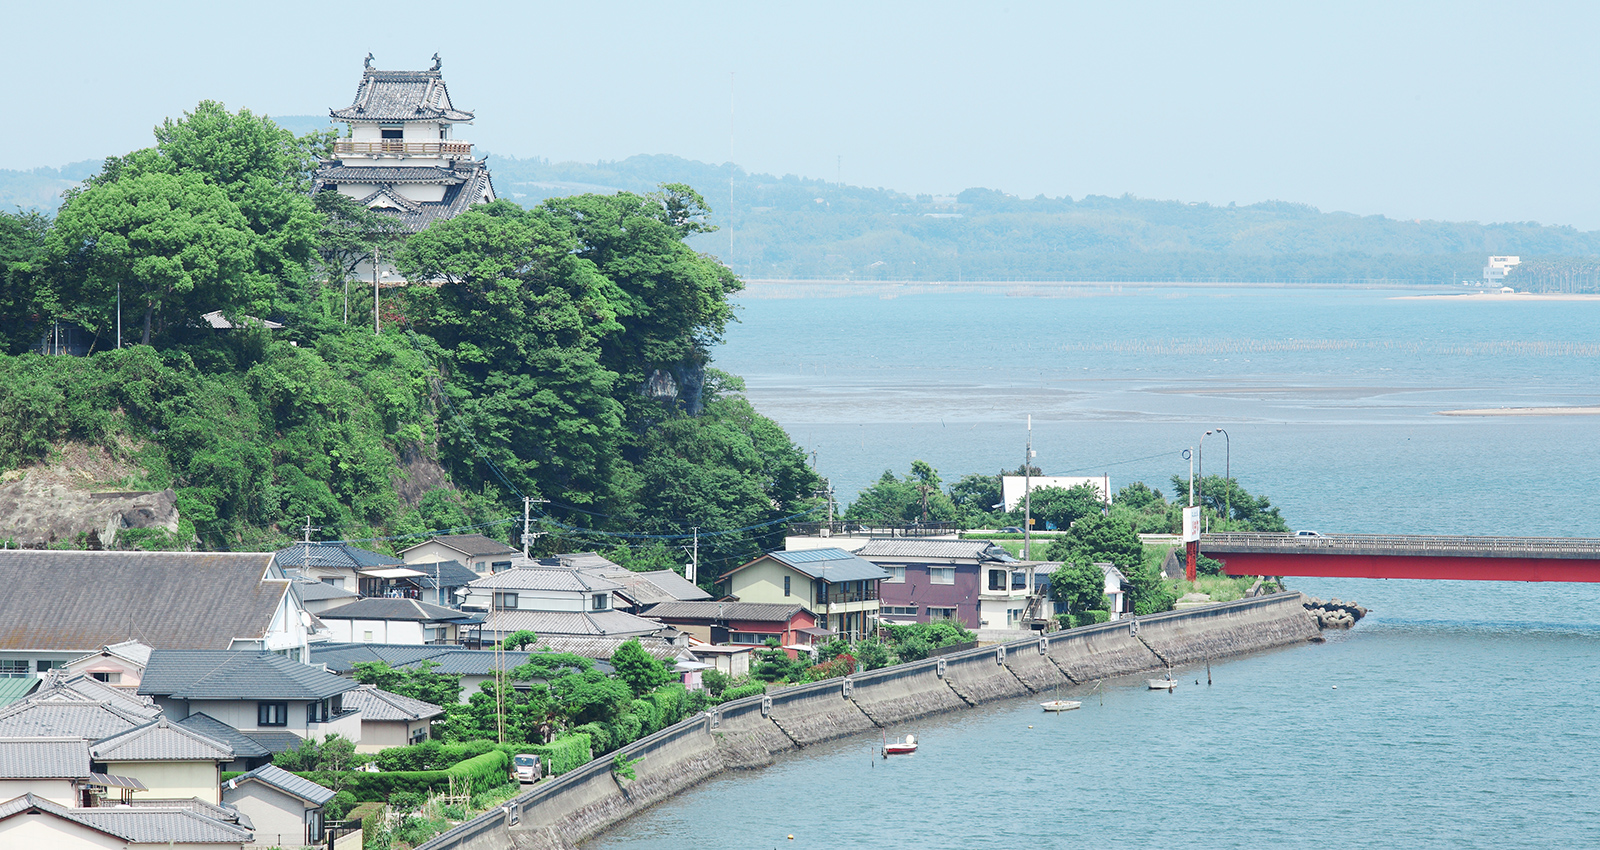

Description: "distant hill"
10 115 1599 286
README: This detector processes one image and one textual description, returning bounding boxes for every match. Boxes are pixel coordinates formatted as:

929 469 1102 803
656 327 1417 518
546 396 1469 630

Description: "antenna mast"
1023 416 1034 560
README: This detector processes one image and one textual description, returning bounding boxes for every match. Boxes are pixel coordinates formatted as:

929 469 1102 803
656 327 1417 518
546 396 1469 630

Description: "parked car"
514 754 542 783
1000 526 1024 534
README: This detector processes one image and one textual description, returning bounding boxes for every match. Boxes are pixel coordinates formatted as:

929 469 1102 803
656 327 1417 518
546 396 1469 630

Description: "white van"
514 754 542 784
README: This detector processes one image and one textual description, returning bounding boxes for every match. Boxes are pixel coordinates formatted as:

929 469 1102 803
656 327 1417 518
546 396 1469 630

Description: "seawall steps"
420 591 1319 850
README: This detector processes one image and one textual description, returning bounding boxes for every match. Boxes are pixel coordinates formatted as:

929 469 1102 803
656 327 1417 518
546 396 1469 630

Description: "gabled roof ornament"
364 52 374 70
431 52 442 72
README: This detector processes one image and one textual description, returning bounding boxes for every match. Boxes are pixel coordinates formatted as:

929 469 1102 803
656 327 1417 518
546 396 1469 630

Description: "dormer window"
591 593 609 611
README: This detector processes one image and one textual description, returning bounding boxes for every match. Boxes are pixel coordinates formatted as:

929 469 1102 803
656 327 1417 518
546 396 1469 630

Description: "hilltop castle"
312 54 496 284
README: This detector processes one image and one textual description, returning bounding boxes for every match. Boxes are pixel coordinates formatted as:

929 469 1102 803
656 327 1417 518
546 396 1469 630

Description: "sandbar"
1436 406 1600 416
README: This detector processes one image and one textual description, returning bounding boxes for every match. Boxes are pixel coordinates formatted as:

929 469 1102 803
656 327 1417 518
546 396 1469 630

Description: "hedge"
1054 610 1112 629
494 733 591 776
227 750 511 802
719 682 766 703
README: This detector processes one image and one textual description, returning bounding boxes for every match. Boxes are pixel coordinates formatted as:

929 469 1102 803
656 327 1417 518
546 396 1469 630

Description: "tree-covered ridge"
0 103 818 572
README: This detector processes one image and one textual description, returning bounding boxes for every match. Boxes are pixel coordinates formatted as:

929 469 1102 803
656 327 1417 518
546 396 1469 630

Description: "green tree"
498 630 541 651
611 638 670 696
1045 513 1144 568
843 461 956 526
948 472 1004 528
49 170 258 346
1027 483 1106 531
0 211 49 354
1048 561 1109 614
351 660 462 708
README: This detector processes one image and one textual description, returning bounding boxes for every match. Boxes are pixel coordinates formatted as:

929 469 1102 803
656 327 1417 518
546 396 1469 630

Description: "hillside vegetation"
0 103 818 576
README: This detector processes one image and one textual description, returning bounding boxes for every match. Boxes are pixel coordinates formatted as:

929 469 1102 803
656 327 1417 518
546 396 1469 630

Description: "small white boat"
882 734 917 756
1148 678 1177 690
1040 700 1081 712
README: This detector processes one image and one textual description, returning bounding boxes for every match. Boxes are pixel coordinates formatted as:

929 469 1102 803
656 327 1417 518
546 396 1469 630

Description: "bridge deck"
1202 533 1600 582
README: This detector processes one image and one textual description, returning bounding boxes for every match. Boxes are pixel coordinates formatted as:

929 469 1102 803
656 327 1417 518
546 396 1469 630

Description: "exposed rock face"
0 444 181 548
640 361 706 415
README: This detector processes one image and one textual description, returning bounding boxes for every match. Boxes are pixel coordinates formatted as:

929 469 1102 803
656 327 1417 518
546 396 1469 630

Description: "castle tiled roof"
330 65 474 123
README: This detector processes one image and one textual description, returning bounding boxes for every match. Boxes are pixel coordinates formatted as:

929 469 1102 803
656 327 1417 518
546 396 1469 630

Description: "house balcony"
334 139 474 157
817 587 878 606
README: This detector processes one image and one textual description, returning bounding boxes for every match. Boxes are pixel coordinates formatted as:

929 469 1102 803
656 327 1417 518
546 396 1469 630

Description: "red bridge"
1202 533 1600 582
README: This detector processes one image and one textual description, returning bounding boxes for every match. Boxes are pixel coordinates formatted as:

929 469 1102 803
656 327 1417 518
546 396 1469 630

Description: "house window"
410 726 428 744
882 605 918 616
988 569 1006 591
927 607 957 621
815 583 829 605
0 660 27 678
929 567 955 585
258 702 289 726
36 660 62 673
884 566 905 583
591 594 609 611
90 671 122 684
491 560 512 572
381 128 404 139
362 631 374 643
728 632 777 645
305 808 323 845
494 592 518 609
783 576 791 597
321 577 342 587
308 700 329 724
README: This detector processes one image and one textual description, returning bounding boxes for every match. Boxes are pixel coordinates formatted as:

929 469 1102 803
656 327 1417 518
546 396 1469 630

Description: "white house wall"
327 619 428 645
0 778 75 806
224 781 314 848
103 760 220 804
0 816 127 850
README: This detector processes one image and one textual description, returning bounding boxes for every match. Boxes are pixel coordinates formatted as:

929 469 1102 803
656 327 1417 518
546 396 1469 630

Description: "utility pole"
689 527 699 585
1023 415 1035 560
373 248 381 335
301 516 319 576
520 496 547 560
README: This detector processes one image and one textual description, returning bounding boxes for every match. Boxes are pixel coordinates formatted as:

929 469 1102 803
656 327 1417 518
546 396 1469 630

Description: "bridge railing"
1202 532 1600 558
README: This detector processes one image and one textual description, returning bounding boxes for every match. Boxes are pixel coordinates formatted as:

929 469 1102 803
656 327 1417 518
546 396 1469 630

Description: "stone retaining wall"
417 591 1317 850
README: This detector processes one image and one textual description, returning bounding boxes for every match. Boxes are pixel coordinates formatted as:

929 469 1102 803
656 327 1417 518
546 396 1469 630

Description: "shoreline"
1394 292 1600 301
417 593 1321 850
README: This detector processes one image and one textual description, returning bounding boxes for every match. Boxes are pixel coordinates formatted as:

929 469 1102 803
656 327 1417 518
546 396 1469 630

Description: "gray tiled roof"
405 533 518 559
32 672 160 716
330 67 475 123
173 714 270 759
534 636 681 662
0 551 284 651
306 643 455 674
479 609 664 638
539 552 624 571
0 793 253 844
409 560 478 589
315 165 466 184
226 763 336 806
316 597 474 622
274 542 399 569
138 651 356 701
853 539 1015 562
467 567 622 593
343 685 444 722
0 697 151 738
741 549 892 583
291 580 359 602
587 567 712 607
643 600 810 623
90 717 233 762
0 738 91 779
416 650 533 676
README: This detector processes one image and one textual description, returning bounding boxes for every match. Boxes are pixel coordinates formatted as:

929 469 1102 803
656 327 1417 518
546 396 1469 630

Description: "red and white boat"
882 734 917 757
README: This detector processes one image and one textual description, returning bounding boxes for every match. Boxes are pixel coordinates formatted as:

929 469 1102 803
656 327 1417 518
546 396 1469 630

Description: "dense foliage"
0 104 819 564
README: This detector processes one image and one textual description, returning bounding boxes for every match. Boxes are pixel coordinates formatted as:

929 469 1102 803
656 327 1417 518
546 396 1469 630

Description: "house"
0 695 157 740
273 542 402 592
401 534 519 575
341 685 443 751
720 549 889 641
172 713 297 773
642 601 824 655
288 579 360 616
0 793 251 849
222 764 337 848
311 55 496 285
314 598 482 646
394 560 479 607
459 568 667 642
0 551 317 672
0 738 96 805
62 642 153 691
138 651 361 745
683 643 752 678
87 718 234 804
564 560 712 614
1034 563 1129 621
853 539 1045 630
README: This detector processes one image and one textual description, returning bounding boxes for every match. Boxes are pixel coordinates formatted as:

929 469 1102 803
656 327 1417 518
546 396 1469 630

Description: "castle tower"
312 54 496 282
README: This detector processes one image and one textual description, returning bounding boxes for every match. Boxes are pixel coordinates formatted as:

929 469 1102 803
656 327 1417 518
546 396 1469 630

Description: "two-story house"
641 601 822 656
314 598 482 646
400 534 518 575
852 539 1048 630
720 549 889 642
137 651 361 747
459 568 665 642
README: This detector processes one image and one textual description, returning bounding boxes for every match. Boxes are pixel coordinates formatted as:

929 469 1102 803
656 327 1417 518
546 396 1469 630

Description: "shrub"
719 682 766 703
498 733 591 776
388 791 425 813
324 790 357 821
701 669 730 697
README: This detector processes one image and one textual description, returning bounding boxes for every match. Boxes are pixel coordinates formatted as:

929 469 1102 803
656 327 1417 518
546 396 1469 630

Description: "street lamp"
1199 429 1230 532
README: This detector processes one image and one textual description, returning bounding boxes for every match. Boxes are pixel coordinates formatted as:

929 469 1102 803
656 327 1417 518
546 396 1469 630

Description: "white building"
1000 475 1110 513
1483 255 1521 282
311 54 496 284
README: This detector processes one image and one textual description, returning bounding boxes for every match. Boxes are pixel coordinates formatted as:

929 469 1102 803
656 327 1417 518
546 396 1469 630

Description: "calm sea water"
582 285 1600 849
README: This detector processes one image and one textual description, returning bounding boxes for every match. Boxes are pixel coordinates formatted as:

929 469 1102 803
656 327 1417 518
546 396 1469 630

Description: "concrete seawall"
418 592 1317 850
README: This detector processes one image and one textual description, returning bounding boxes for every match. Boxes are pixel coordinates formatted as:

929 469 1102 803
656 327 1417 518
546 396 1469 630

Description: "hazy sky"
11 1 1600 228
